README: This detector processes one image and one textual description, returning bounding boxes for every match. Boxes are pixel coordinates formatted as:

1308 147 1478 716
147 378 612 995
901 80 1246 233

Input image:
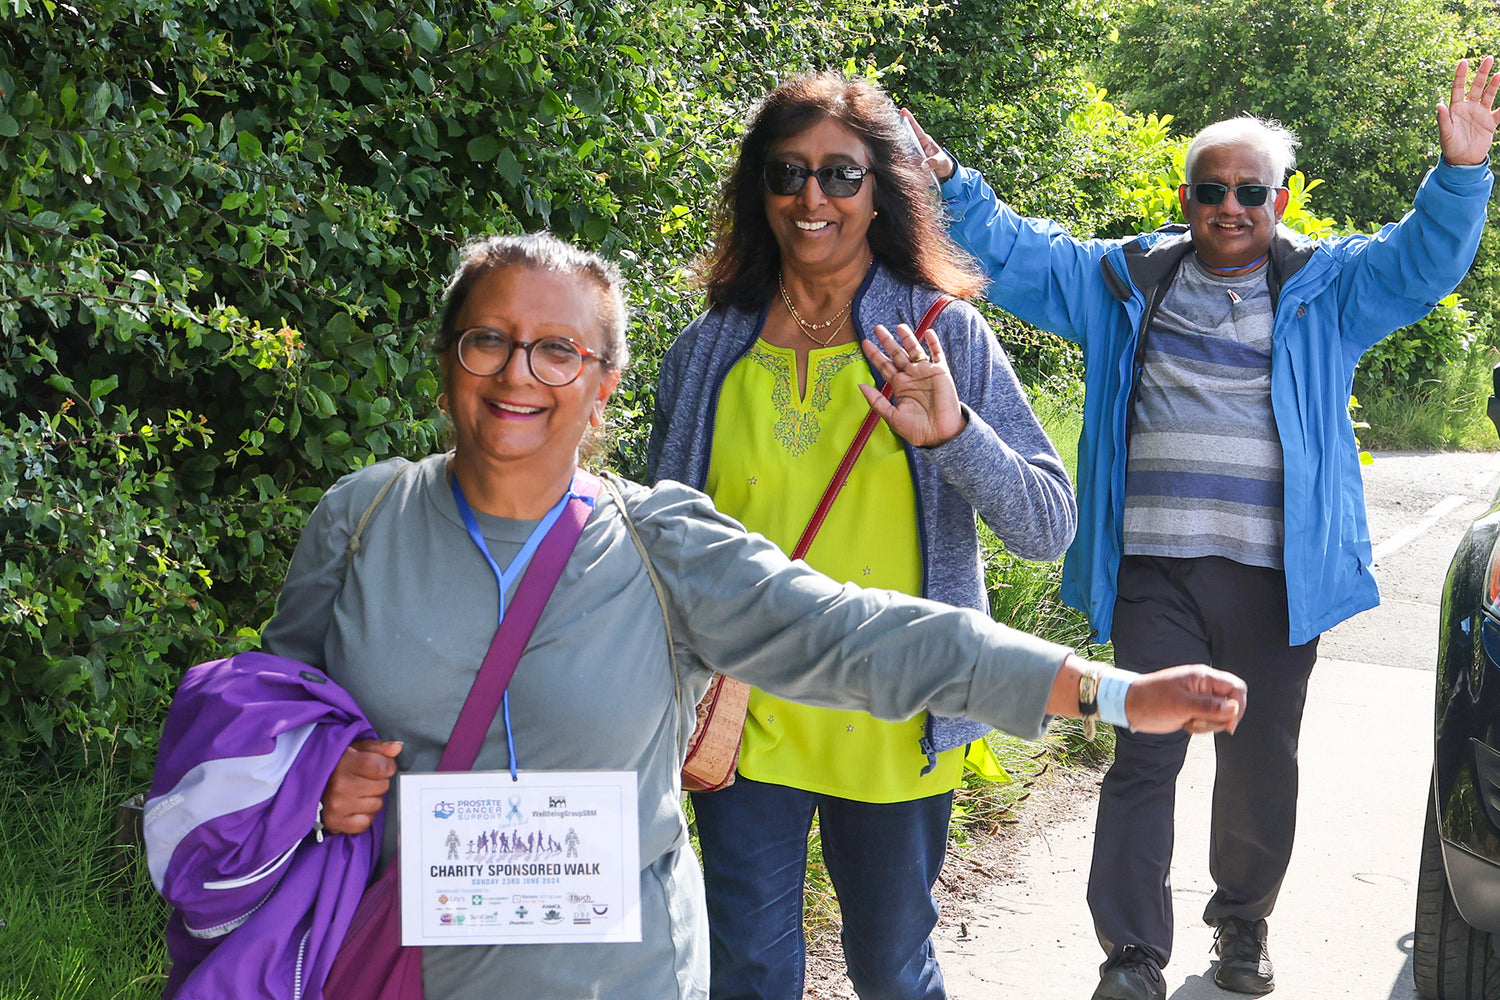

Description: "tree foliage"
1098 0 1472 228
877 0 1103 108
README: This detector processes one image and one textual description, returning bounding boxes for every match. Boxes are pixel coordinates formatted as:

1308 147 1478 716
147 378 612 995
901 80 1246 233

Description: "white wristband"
1097 668 1135 730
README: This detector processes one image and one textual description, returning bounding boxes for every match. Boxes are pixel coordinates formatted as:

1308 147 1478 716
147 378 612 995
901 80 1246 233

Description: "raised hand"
1438 55 1500 166
901 109 957 183
320 737 403 835
859 321 966 447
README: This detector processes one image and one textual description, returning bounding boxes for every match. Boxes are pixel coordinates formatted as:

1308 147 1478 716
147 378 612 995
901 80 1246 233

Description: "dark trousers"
1087 555 1318 969
692 775 951 1000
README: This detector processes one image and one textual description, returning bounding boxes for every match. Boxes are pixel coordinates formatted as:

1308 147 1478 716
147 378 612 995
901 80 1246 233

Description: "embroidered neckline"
747 340 862 456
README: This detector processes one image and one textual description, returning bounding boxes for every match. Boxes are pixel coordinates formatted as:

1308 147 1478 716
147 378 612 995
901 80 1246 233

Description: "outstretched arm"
1048 656 1246 735
897 109 1118 346
1334 56 1496 351
1439 55 1500 166
634 481 1236 739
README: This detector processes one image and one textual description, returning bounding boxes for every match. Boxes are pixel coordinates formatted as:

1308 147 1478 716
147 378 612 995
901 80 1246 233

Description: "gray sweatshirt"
262 454 1073 999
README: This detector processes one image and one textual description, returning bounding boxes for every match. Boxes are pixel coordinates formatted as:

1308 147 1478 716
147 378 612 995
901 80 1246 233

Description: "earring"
872 209 880 218
437 392 449 414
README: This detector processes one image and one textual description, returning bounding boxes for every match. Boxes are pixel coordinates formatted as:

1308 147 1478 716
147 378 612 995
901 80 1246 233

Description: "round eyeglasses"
454 327 606 386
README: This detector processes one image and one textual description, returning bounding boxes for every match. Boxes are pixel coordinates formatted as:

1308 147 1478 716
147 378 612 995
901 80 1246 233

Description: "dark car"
1414 367 1500 998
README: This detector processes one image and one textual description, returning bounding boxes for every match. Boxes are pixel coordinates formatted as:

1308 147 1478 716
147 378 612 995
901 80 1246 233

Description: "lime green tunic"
706 340 968 801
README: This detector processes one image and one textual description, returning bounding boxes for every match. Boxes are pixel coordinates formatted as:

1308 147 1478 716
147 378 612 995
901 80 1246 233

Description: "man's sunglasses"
1185 183 1280 207
762 161 872 198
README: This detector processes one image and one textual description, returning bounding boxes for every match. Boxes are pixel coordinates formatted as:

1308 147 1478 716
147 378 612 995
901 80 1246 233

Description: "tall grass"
1026 376 1085 484
0 756 168 1000
1356 346 1500 452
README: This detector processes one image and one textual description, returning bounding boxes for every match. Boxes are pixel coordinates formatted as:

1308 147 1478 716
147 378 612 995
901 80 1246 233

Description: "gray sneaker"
1212 917 1275 995
1091 945 1166 1000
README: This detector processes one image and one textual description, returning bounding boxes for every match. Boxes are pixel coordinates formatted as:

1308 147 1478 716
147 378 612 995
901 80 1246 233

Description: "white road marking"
1372 495 1469 561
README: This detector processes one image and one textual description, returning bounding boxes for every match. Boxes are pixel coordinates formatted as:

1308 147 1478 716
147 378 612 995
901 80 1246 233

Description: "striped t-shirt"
1122 257 1284 569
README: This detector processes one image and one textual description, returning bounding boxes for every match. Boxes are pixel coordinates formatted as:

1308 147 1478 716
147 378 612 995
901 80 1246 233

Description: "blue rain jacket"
943 158 1492 644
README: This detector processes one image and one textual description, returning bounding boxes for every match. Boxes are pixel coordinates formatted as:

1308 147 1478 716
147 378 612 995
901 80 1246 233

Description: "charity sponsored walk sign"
399 771 641 946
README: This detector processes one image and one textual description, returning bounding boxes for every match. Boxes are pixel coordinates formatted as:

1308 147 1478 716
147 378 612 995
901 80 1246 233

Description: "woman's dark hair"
433 231 629 370
701 72 984 309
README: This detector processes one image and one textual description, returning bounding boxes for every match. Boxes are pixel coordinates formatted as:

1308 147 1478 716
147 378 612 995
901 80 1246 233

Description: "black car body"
1415 372 1500 998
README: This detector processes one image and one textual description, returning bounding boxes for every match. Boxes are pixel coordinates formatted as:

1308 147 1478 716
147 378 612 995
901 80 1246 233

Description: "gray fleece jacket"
647 260 1078 760
260 456 1075 999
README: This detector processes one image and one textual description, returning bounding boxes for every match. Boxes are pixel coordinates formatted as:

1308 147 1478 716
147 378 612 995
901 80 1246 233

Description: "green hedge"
0 0 721 772
9 0 1475 779
0 0 962 775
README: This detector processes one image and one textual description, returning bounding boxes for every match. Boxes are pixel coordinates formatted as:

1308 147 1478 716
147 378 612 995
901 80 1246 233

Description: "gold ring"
909 350 929 364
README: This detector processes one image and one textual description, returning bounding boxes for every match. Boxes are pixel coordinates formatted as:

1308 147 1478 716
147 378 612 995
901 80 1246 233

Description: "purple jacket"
145 652 382 1000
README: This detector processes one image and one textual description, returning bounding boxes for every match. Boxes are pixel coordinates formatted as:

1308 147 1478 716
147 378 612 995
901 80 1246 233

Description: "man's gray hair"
1184 114 1301 186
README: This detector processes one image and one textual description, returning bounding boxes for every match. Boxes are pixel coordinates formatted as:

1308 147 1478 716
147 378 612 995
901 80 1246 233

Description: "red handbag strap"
437 470 603 772
790 295 953 560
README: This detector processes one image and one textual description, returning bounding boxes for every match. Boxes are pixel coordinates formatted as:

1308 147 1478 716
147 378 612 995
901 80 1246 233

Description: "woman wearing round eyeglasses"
648 73 1078 1000
238 231 1241 998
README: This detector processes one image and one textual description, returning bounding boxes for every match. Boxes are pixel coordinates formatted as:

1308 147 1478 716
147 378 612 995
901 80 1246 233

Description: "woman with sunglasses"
648 73 1078 1000
159 230 1247 1000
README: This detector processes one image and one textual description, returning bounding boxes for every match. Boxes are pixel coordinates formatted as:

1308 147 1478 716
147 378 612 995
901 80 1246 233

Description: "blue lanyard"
1197 251 1267 274
449 472 592 778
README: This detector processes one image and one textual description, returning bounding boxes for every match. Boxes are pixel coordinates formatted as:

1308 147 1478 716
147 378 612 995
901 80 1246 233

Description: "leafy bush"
0 0 942 773
1063 83 1186 239
2 0 567 771
1355 294 1478 397
10 0 1131 778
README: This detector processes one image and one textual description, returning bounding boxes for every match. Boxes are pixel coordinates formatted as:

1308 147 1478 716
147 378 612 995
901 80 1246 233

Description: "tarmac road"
931 450 1500 999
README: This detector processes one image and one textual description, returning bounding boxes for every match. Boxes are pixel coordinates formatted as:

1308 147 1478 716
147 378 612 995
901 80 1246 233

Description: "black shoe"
1091 944 1166 1000
1212 917 1275 995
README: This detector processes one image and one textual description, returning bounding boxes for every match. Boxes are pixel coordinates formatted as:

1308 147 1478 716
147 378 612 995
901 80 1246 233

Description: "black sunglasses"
1186 182 1280 207
762 161 872 198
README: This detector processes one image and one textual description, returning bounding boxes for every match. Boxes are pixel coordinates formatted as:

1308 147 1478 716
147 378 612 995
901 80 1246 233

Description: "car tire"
1414 782 1500 999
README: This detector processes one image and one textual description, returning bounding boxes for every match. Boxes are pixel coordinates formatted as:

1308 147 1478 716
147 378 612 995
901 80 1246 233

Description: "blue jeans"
691 775 951 1000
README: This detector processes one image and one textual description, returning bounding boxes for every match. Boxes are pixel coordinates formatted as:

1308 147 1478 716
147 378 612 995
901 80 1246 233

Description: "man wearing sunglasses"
907 55 1498 1000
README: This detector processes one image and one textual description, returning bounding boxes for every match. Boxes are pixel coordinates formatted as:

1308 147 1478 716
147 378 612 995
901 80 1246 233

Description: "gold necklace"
801 312 850 349
779 274 853 347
